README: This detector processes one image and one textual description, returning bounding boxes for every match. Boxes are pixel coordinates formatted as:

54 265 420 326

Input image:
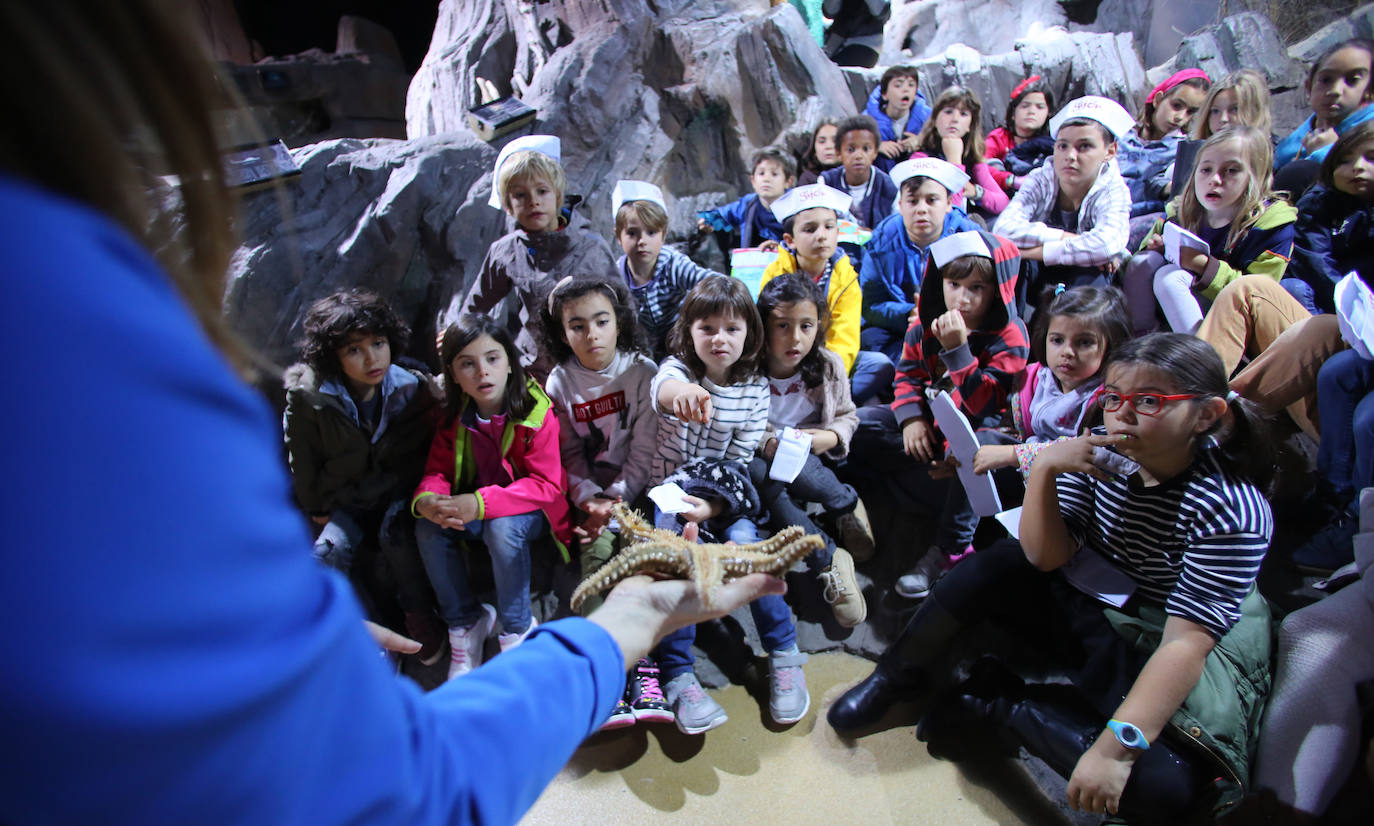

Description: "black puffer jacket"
283 363 441 516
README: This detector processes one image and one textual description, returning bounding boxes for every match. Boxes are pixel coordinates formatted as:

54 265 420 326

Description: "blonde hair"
1176 126 1280 252
497 150 566 213
1192 70 1272 140
0 0 242 365
916 87 985 166
614 200 668 236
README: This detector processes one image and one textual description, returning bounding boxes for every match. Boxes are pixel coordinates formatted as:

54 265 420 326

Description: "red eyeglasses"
1094 389 1199 416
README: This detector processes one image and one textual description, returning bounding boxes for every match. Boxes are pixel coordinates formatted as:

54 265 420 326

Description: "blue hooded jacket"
859 208 980 334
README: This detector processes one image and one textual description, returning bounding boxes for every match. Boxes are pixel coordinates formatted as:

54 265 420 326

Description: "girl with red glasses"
829 333 1277 821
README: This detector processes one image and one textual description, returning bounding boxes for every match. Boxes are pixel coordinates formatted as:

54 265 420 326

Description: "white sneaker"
446 603 496 681
894 546 947 599
767 649 810 724
497 614 538 654
663 672 728 735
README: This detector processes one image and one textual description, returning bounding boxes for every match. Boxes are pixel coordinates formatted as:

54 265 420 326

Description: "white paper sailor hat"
770 183 852 222
889 157 971 195
488 134 561 209
929 231 991 268
611 180 666 220
1048 96 1135 140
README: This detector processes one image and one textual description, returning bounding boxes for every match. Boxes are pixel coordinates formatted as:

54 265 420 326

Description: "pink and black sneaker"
627 657 675 724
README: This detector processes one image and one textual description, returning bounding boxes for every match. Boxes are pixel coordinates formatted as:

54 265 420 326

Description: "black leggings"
930 540 1221 823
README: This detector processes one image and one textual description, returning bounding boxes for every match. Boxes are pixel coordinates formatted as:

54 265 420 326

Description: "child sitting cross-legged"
412 315 572 682
538 273 674 731
611 180 717 361
859 158 981 363
997 96 1134 306
748 274 872 627
650 275 809 735
453 135 617 378
860 231 1029 595
762 182 894 405
284 289 447 664
697 147 796 249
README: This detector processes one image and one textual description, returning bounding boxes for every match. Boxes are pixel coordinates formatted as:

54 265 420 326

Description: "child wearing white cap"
611 180 720 361
996 96 1134 310
760 183 895 405
445 135 617 378
859 158 981 363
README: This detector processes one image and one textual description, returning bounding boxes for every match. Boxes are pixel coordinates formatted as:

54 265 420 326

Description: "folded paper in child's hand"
767 427 813 483
1162 221 1208 266
648 482 694 514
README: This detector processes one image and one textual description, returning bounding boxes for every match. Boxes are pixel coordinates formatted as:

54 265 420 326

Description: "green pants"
576 529 620 616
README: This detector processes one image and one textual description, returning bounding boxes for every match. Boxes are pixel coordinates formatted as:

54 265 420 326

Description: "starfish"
569 503 824 612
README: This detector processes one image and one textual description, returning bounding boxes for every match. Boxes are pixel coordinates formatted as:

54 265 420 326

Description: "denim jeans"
861 325 904 364
414 510 547 634
314 499 434 613
650 508 797 680
1316 349 1374 503
1280 277 1323 316
748 453 857 572
850 349 896 405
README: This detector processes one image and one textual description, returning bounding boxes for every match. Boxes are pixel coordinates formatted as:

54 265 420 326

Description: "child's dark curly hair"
756 274 831 389
536 274 650 366
299 289 408 379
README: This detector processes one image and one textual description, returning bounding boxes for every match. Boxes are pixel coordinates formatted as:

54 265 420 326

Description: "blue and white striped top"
1055 448 1272 640
649 357 769 485
620 248 717 362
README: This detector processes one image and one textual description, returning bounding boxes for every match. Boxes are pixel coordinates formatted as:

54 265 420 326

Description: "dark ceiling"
233 0 440 72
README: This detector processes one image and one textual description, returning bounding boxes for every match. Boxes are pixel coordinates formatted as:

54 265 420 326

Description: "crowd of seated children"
863 63 931 171
908 85 1009 222
859 157 980 363
453 136 617 379
762 182 895 404
275 39 1374 819
985 75 1056 195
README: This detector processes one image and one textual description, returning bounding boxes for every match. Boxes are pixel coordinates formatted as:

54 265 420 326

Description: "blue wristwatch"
1106 719 1150 751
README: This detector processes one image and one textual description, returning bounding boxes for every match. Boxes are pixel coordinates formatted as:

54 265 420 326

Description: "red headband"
1011 75 1042 100
1147 68 1210 103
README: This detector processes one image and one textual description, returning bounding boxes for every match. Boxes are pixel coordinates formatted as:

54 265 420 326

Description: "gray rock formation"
226 133 504 368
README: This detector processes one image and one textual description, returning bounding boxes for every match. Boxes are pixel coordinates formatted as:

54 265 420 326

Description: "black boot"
916 656 1027 761
827 597 962 734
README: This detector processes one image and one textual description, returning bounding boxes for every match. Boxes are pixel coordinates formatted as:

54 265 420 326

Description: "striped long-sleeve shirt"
1055 447 1273 639
649 357 769 485
620 248 717 362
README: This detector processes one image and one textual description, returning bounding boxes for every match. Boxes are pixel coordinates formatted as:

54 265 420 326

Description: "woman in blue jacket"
0 3 782 825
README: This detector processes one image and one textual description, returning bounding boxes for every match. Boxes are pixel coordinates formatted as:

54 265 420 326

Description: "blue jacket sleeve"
0 178 624 826
860 221 915 333
699 194 752 231
1288 186 1345 313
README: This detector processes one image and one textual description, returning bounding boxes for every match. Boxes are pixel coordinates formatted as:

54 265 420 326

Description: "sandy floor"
521 651 1081 826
